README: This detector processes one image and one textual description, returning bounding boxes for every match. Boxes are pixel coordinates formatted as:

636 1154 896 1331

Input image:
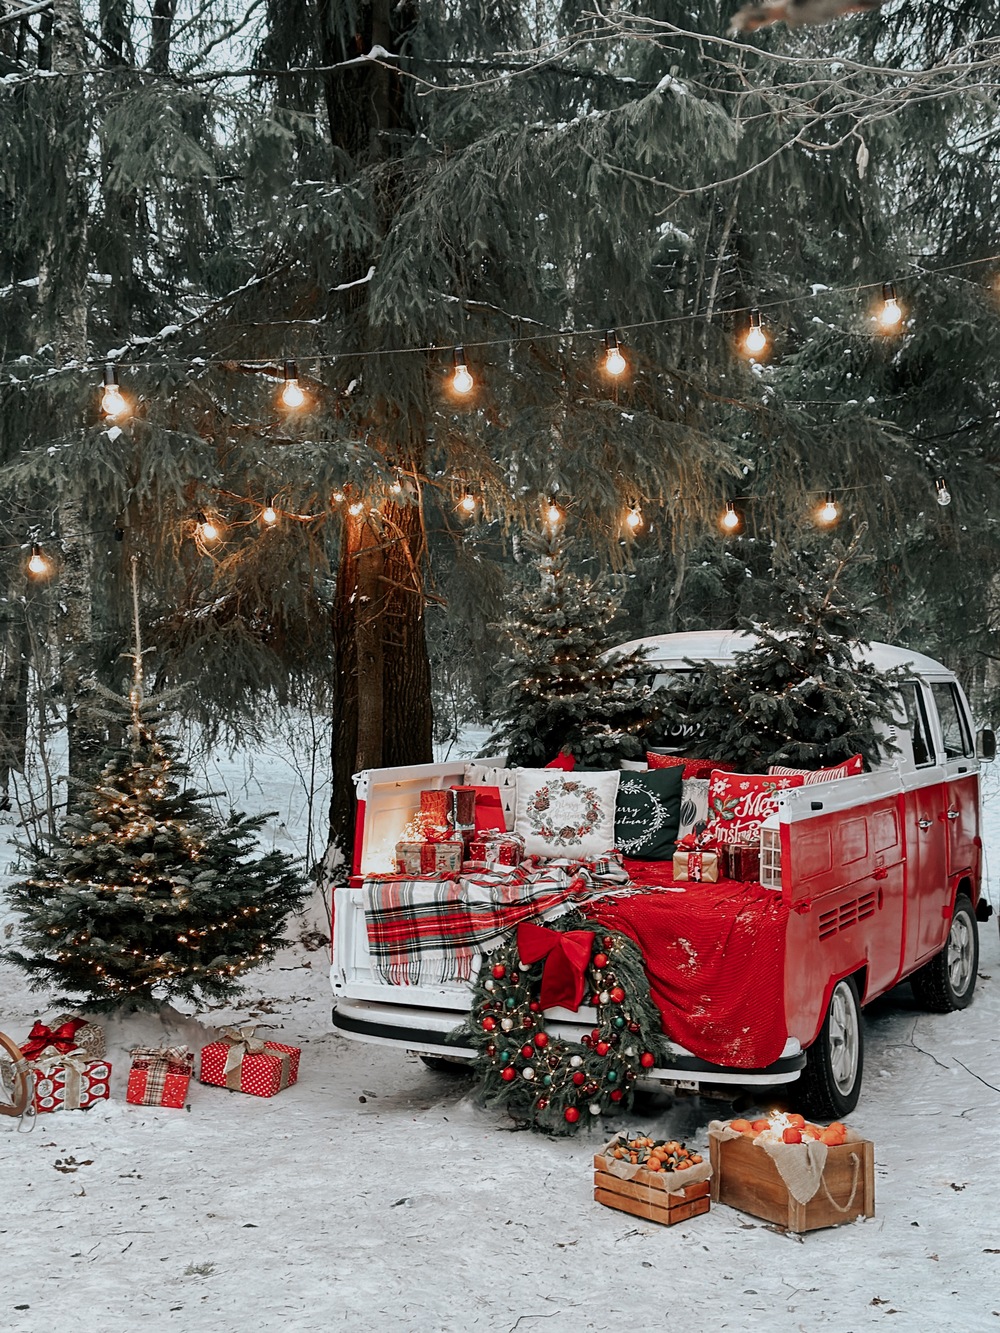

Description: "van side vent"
819 891 877 941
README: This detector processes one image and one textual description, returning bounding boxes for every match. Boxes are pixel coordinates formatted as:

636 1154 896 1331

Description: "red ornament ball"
596 1041 610 1057
510 972 520 984
639 1051 656 1069
628 1022 641 1033
501 1067 517 1082
486 1044 496 1058
547 1055 560 1070
593 952 609 970
534 1032 549 1048
572 1071 586 1086
610 1088 624 1102
581 1035 592 1048
492 963 506 980
610 986 625 1004
529 1001 541 1013
536 1097 549 1110
590 994 601 1007
591 1028 601 1042
521 1016 534 1029
564 1106 580 1124
521 1044 534 1060
603 936 614 950
482 1016 496 1032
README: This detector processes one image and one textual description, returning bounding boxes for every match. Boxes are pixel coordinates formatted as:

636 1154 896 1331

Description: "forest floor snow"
1 744 999 1333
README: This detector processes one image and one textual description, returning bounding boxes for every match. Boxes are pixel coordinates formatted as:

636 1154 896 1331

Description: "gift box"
467 831 525 870
708 1120 874 1233
395 838 464 875
199 1026 300 1098
672 848 724 882
127 1046 194 1108
22 1014 105 1062
28 1048 111 1113
726 842 760 883
419 789 453 830
594 1135 712 1228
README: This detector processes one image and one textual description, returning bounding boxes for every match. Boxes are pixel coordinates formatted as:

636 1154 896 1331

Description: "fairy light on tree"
100 363 128 418
604 330 627 377
720 501 742 533
877 282 903 330
261 497 278 526
280 360 306 409
816 492 841 526
196 511 220 543
935 477 952 506
27 543 49 576
624 503 643 532
742 309 768 357
451 345 474 395
459 491 478 515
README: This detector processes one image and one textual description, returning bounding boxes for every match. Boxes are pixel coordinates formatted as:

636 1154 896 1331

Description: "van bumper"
331 997 805 1088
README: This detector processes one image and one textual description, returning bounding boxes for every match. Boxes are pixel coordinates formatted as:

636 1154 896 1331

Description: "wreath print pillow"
705 770 804 844
613 765 683 860
513 768 620 861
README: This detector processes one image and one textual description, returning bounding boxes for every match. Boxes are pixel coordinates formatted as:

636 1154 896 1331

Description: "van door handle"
947 809 960 820
918 818 933 831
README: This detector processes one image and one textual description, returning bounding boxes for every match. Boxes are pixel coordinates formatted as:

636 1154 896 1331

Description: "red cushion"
544 751 576 771
647 753 736 781
706 770 805 844
768 754 864 784
646 752 685 771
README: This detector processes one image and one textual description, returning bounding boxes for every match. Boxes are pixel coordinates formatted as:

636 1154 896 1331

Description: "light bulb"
721 502 740 532
817 493 840 526
452 346 473 395
878 282 902 329
604 330 627 377
281 360 305 408
262 500 278 526
349 500 364 517
546 501 563 526
332 490 345 504
459 492 477 514
935 477 952 507
197 512 219 543
743 310 767 356
101 363 128 417
625 505 642 531
390 480 403 494
27 544 48 576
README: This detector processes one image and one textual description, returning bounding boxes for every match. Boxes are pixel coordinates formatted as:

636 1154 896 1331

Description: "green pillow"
614 766 683 860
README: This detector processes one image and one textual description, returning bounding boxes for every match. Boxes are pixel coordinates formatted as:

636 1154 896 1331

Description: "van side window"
902 682 934 767
930 682 973 759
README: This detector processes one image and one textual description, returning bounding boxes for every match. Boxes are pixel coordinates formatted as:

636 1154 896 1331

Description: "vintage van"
331 631 994 1116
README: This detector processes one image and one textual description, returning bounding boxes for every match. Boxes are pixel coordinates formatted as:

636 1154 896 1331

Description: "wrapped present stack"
200 1025 301 1098
127 1045 194 1108
394 789 465 875
673 832 727 883
21 1015 111 1113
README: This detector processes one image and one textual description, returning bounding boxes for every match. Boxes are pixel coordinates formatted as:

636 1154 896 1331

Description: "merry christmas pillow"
768 754 864 784
705 770 805 845
513 768 620 861
613 765 683 860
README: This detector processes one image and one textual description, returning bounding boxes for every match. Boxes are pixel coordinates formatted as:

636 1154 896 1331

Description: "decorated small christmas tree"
6 584 306 1011
664 537 904 772
486 533 656 768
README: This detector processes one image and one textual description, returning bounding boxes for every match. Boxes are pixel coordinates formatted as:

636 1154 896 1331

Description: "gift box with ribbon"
466 831 525 871
127 1046 194 1108
22 1015 105 1062
199 1026 300 1098
28 1047 111 1113
395 809 464 875
673 831 727 883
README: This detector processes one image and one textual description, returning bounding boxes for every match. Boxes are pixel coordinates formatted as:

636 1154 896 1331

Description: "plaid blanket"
363 854 631 986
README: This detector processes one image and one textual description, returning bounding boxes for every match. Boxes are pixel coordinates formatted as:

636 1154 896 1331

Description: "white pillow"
677 778 710 842
513 768 620 860
620 759 649 771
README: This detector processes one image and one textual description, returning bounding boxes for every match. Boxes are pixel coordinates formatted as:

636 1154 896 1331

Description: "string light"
459 491 477 515
280 360 306 409
720 501 741 532
935 476 952 506
742 309 767 357
452 345 474 396
816 492 840 526
100 363 128 418
261 498 278 526
878 282 903 330
545 499 563 527
604 330 627 377
331 489 345 504
348 500 364 517
196 511 220 543
624 503 643 531
27 543 49 576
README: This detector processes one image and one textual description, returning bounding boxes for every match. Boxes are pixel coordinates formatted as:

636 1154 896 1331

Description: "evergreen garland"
454 910 670 1135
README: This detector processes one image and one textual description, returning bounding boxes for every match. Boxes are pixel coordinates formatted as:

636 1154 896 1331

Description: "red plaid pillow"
768 754 864 784
647 753 736 781
706 770 804 845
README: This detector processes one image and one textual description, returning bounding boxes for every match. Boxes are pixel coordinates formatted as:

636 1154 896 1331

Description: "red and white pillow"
647 753 736 781
705 770 804 845
768 755 864 785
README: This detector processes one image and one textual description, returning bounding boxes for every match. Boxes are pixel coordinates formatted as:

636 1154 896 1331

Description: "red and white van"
331 632 994 1116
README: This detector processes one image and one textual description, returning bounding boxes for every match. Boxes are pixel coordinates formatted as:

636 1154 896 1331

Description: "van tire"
910 894 979 1012
798 976 864 1119
419 1054 473 1075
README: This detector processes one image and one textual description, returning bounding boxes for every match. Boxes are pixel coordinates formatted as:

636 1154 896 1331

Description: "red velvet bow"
22 1018 85 1060
677 830 719 852
516 921 595 1013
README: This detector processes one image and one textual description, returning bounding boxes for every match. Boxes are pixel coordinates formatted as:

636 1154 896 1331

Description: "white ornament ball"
501 1018 514 1032
589 1103 602 1115
624 1047 635 1058
569 1054 583 1068
599 990 610 1005
522 1066 535 1081
484 979 495 992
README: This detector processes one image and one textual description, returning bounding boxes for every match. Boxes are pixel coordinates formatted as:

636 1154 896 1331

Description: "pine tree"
5 658 306 1012
661 539 905 772
486 534 656 769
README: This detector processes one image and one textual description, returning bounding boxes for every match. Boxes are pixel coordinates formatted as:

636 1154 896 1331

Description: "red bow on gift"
677 830 719 852
516 921 595 1012
22 1018 86 1060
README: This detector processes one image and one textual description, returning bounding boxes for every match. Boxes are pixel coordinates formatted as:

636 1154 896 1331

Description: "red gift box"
127 1046 194 1108
726 843 761 883
419 789 453 830
199 1027 300 1098
467 831 525 869
29 1048 111 1113
395 839 464 875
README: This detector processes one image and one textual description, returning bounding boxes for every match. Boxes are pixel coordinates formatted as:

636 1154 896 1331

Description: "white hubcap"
947 912 975 997
828 983 860 1096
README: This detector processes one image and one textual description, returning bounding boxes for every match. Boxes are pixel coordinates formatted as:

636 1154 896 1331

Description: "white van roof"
611 629 951 679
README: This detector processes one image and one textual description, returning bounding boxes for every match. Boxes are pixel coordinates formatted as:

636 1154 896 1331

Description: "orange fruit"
782 1127 802 1144
751 1119 770 1132
689 1153 703 1165
819 1128 841 1146
787 1113 806 1128
730 1118 751 1133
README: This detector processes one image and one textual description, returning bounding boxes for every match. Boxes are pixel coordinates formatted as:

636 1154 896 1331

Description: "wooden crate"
593 1145 711 1227
709 1131 875 1233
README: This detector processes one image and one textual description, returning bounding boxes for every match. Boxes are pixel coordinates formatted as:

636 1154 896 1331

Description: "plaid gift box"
127 1046 194 1108
395 838 464 875
199 1026 300 1098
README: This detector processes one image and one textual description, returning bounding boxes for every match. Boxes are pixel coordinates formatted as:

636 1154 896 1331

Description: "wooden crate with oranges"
593 1134 712 1227
709 1115 875 1234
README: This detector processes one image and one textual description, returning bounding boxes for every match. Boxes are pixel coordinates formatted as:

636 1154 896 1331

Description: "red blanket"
587 859 789 1069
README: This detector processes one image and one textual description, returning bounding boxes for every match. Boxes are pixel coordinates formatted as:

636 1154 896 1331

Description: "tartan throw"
363 853 631 986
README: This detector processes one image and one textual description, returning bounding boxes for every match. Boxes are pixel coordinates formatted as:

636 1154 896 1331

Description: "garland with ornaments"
457 910 670 1134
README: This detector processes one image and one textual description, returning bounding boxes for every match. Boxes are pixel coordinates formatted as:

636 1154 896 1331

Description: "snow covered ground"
1 739 999 1333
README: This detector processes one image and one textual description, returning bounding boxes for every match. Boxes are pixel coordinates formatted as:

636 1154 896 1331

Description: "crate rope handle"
0 1029 35 1129
817 1149 861 1214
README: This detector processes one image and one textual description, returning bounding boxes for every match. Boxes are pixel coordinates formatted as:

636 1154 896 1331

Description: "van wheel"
798 976 864 1119
419 1054 473 1075
910 894 979 1012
